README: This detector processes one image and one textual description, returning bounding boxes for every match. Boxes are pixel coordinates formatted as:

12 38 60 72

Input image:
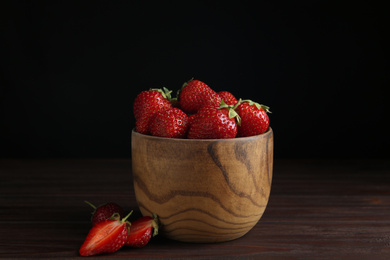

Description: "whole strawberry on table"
133 78 271 139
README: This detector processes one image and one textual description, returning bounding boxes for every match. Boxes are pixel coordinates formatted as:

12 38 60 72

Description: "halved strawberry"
85 201 125 226
126 214 159 248
79 211 132 256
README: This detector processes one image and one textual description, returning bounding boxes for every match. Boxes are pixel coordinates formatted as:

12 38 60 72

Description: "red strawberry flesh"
79 212 132 256
126 215 159 248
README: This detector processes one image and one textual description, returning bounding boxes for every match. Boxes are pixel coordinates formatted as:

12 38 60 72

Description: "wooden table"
1 159 389 259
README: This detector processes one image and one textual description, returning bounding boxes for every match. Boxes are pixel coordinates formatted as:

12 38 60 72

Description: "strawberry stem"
84 200 96 210
122 211 133 223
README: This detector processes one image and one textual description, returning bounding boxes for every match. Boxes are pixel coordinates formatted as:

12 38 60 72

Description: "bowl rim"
132 127 272 143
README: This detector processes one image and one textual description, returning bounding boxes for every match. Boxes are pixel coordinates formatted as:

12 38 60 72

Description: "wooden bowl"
131 128 273 243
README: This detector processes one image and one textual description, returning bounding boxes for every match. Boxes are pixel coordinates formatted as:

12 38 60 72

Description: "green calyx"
151 213 159 237
109 212 121 221
241 99 271 113
109 210 133 224
218 99 242 126
150 87 176 101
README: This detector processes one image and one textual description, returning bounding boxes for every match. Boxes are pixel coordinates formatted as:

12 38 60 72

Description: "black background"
1 1 389 159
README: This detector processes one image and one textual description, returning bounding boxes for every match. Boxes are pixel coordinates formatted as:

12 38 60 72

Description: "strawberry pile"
79 201 159 256
133 78 271 139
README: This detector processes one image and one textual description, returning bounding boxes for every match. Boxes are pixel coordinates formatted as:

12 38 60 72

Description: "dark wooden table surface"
1 159 390 259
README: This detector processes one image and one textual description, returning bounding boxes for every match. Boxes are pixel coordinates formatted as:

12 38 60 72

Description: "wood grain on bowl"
131 128 273 243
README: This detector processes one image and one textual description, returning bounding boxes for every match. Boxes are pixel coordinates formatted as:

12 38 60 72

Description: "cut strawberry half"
79 211 132 256
126 214 159 248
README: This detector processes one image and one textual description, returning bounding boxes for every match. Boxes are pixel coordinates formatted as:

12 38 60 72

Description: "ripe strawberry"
236 100 271 137
218 91 238 105
79 211 132 256
149 108 189 138
133 88 173 134
179 79 221 114
126 214 159 248
188 114 196 126
187 101 239 139
85 201 125 226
